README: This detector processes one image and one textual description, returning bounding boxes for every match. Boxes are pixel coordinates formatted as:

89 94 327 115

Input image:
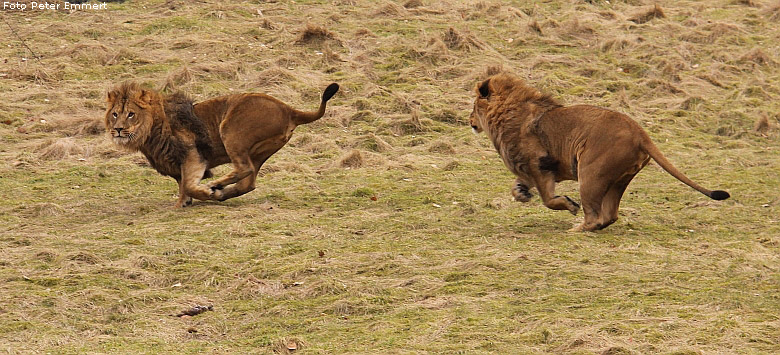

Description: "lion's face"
104 87 154 147
469 79 491 134
469 97 487 134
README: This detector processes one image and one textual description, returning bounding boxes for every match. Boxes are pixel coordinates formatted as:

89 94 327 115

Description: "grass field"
1 0 779 353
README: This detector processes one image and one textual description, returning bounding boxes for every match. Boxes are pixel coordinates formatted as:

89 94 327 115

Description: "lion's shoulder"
163 92 214 160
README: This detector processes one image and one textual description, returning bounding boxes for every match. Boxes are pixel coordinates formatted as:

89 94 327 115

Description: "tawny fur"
104 82 339 207
469 72 729 232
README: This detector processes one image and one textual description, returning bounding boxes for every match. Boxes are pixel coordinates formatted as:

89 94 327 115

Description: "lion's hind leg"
596 173 637 230
597 157 648 229
206 155 255 194
570 177 611 232
213 147 280 201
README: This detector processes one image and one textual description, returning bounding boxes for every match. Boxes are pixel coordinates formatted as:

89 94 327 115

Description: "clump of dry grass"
272 337 305 354
254 66 297 87
736 0 760 7
403 0 423 9
295 24 339 45
162 66 193 92
600 36 634 52
36 137 90 160
528 19 543 35
561 18 596 39
6 66 57 83
51 116 104 137
428 140 456 154
754 113 771 133
23 202 66 217
441 27 487 51
354 134 393 153
339 149 364 168
629 4 666 24
486 64 503 76
601 346 632 355
67 251 101 265
387 111 427 135
767 1 780 21
374 2 409 17
681 22 741 43
739 48 777 66
187 62 244 81
354 28 376 38
260 18 276 30
422 38 450 60
54 43 115 65
679 96 704 110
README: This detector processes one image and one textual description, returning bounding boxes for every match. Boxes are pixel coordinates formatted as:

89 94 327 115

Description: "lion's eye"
128 112 135 119
112 112 118 118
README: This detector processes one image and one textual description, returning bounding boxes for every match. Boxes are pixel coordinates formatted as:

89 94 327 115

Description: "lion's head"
104 82 159 149
469 79 491 134
470 73 562 135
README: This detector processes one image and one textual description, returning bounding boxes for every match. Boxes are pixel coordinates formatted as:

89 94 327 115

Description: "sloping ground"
0 0 779 353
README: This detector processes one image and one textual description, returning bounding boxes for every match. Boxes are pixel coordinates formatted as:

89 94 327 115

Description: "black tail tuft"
322 83 339 102
710 190 730 200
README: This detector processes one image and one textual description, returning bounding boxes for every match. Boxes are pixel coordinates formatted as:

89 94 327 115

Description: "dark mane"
133 90 215 180
495 75 562 111
164 92 214 161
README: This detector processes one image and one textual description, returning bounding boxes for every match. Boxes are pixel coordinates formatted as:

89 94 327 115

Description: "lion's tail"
639 133 730 201
292 83 340 125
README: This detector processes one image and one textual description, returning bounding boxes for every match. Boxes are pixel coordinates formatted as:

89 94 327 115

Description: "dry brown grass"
295 24 339 45
374 1 409 17
754 113 771 133
739 48 777 66
428 140 456 154
441 27 487 51
768 1 780 20
403 0 423 9
629 4 666 24
338 149 364 168
736 0 760 6
528 19 543 35
35 137 89 160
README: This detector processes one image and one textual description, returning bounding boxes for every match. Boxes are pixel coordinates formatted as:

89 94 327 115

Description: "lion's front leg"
511 176 534 202
179 152 223 204
174 178 193 208
531 171 580 215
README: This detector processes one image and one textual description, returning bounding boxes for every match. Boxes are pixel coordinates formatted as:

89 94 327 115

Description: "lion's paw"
511 184 533 202
563 196 580 215
209 187 224 200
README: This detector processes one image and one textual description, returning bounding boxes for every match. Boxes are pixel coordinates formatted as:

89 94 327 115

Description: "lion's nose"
115 128 123 134
471 125 478 130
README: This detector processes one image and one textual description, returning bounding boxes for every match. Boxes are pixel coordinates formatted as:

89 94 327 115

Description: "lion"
104 81 339 207
469 72 730 231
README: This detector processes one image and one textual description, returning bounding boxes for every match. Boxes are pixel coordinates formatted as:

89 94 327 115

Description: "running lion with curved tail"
104 82 339 207
469 72 729 231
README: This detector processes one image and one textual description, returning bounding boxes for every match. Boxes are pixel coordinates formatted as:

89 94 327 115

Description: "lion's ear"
138 89 153 107
107 90 117 103
478 79 490 98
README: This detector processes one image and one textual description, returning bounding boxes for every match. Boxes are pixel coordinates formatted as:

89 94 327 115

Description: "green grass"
1 0 779 353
